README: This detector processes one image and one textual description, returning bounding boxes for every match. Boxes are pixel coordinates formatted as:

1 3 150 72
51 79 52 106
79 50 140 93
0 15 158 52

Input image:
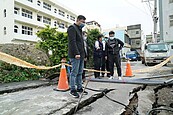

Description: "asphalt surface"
0 61 172 115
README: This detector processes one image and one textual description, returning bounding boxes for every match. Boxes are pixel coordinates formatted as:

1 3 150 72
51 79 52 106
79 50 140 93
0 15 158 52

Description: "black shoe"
69 90 79 98
77 88 88 95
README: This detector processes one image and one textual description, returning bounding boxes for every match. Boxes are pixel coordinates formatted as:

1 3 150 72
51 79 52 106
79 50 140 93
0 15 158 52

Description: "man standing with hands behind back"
67 15 88 98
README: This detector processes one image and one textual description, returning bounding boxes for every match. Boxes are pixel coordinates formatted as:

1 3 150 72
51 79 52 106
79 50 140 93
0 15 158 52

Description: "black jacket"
67 24 85 58
105 38 124 56
94 41 103 58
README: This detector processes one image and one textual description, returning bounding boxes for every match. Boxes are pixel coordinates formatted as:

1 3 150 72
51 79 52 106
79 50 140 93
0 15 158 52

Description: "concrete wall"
159 0 173 43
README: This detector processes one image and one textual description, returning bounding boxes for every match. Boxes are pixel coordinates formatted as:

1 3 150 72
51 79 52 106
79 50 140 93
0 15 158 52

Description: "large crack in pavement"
63 89 115 115
60 86 144 115
120 93 138 115
151 84 173 115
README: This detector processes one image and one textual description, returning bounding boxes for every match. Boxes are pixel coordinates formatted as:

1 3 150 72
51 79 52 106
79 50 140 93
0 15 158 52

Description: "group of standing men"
67 15 124 98
93 31 124 80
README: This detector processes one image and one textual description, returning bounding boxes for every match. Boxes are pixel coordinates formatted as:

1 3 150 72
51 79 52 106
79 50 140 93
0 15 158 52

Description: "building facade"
146 34 153 44
0 0 77 44
127 24 142 53
84 21 102 32
159 0 173 43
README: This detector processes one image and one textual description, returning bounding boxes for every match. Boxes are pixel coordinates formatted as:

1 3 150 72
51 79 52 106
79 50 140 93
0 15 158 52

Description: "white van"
142 43 170 65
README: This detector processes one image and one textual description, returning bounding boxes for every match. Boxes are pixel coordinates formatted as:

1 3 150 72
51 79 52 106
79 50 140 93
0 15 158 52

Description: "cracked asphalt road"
0 61 172 115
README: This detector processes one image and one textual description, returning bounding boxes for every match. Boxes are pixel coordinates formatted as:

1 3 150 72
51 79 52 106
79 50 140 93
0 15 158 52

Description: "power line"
148 0 154 18
145 2 153 17
142 3 152 17
123 0 150 16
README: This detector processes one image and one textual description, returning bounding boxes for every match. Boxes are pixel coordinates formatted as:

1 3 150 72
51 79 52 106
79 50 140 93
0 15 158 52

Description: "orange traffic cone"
54 63 69 91
124 60 134 77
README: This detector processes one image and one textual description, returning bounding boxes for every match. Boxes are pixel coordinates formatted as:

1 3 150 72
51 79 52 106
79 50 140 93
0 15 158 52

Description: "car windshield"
147 43 168 52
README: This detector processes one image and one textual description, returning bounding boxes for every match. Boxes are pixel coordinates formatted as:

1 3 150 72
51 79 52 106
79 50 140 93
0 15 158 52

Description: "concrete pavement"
0 61 172 115
0 80 137 115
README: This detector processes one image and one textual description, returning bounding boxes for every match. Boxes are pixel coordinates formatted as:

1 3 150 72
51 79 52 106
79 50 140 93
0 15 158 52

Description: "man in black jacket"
67 15 88 98
105 31 124 80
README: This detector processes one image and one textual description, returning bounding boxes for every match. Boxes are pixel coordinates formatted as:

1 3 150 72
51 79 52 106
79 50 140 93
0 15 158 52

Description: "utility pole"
142 0 158 43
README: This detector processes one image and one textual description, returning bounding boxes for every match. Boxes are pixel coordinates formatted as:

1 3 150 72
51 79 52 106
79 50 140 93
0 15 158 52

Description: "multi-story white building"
159 0 173 43
0 0 77 44
84 21 102 32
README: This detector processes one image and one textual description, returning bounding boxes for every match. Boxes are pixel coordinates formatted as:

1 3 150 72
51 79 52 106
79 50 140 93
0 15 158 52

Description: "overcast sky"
56 0 155 35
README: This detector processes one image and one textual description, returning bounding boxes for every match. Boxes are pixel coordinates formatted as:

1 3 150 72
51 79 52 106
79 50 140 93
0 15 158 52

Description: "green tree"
36 25 68 65
87 29 101 67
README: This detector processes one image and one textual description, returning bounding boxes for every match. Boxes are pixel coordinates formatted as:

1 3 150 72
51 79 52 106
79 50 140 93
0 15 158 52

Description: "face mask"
79 23 85 28
109 37 114 40
83 37 87 40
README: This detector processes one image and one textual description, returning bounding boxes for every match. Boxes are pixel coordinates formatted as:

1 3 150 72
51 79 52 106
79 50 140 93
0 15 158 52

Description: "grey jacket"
67 24 85 59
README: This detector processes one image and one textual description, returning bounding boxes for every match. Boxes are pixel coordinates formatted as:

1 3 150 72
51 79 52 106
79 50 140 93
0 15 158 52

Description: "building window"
54 21 57 26
4 9 6 17
27 0 33 2
43 16 51 25
37 15 42 22
169 15 173 27
70 16 75 21
136 31 139 34
59 23 65 29
22 25 33 35
37 0 41 6
14 25 18 33
43 2 51 11
67 15 69 19
169 0 173 3
22 8 32 19
171 45 173 49
54 9 57 13
136 40 140 45
4 27 6 35
14 7 20 14
59 10 65 17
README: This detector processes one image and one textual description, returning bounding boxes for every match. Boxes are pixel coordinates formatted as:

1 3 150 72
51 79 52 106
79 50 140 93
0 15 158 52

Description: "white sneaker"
118 76 122 80
109 76 114 79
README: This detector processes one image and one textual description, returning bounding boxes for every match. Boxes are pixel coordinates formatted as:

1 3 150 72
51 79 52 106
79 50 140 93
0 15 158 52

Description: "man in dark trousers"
67 15 88 98
94 34 103 78
101 36 109 77
82 31 89 82
105 31 124 80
